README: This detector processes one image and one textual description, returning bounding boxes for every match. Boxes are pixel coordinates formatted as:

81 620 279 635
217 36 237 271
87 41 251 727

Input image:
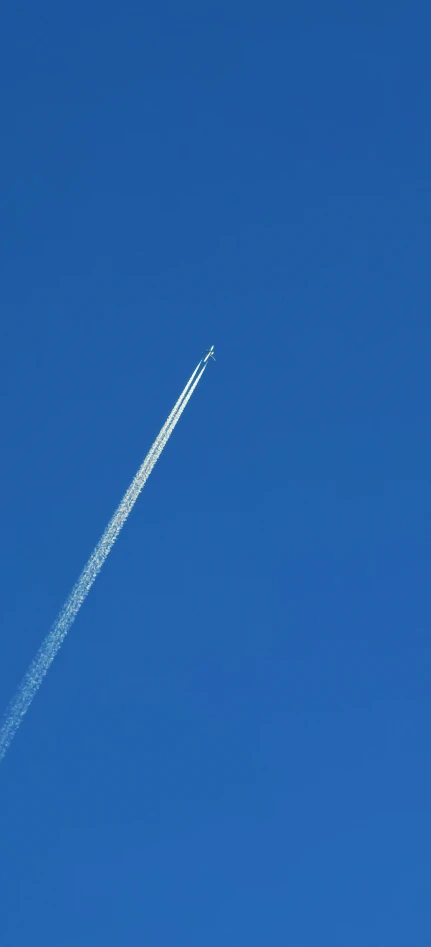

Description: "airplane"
202 345 215 363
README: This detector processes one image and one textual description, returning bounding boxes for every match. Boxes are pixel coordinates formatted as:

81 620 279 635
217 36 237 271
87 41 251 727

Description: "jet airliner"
203 345 215 363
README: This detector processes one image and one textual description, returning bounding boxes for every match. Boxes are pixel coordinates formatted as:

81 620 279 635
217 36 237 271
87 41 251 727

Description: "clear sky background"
1 2 430 944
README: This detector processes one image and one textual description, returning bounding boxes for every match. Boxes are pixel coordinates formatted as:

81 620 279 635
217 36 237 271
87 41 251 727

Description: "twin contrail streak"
0 356 208 762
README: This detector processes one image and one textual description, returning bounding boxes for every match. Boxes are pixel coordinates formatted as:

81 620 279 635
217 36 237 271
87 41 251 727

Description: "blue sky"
1 2 430 944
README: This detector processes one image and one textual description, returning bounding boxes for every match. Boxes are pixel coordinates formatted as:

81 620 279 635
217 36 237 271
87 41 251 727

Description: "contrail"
0 357 208 762
142 359 203 469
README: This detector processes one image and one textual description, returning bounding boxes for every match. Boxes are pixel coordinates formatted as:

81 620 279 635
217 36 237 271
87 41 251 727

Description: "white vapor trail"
0 359 207 761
